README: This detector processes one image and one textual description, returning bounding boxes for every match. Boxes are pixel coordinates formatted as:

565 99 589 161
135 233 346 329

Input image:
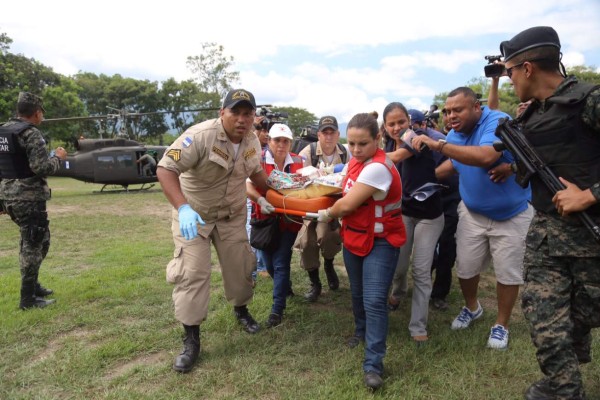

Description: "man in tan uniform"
157 88 274 373
295 116 347 301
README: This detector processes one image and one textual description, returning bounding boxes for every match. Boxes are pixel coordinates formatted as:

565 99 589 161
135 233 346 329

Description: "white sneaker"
451 301 483 330
487 324 509 350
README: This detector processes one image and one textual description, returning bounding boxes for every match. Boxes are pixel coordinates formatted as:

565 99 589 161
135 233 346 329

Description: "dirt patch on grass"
49 202 171 219
31 327 96 364
103 352 168 381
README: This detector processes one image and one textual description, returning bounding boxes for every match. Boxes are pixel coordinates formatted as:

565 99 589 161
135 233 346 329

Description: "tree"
271 106 318 137
160 78 220 135
73 72 168 140
186 42 240 99
0 34 64 122
569 65 600 84
40 77 87 146
0 32 12 54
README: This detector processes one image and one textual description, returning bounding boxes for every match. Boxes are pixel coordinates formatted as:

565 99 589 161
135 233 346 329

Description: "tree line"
1 31 598 147
0 34 317 146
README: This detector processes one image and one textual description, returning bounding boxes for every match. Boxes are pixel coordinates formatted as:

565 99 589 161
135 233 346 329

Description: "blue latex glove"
178 204 205 240
333 163 345 173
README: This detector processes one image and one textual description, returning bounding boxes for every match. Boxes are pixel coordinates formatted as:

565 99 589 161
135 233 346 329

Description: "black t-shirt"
398 129 443 219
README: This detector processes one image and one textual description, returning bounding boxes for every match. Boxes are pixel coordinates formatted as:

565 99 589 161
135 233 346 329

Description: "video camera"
484 55 505 78
255 106 289 131
424 105 440 129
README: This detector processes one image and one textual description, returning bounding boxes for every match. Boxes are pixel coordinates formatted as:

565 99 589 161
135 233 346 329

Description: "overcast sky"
2 0 599 125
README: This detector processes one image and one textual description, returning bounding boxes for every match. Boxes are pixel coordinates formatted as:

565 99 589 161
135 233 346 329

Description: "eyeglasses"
506 58 549 78
506 62 526 78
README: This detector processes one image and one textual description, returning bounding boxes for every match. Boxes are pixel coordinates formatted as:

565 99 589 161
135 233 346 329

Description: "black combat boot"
233 305 260 334
323 258 339 290
35 282 54 297
304 269 322 302
19 282 55 310
173 324 200 373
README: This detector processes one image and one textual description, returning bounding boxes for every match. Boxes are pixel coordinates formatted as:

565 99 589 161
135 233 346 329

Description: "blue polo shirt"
447 107 531 221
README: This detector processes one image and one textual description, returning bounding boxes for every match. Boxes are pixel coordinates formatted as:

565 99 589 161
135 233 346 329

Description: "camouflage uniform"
0 118 62 300
521 83 600 399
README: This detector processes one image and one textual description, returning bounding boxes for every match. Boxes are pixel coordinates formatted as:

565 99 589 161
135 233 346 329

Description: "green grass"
0 177 598 399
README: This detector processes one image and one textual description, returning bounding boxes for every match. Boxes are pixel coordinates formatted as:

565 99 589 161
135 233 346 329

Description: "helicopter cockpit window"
96 156 115 170
116 154 134 168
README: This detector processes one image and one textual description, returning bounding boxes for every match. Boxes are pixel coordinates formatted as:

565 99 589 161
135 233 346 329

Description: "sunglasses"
506 58 549 79
506 62 526 78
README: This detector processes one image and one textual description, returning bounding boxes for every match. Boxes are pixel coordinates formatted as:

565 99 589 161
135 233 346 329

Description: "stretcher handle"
273 207 318 219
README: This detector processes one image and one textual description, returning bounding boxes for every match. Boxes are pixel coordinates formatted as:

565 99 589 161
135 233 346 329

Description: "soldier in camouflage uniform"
500 27 600 400
0 92 67 310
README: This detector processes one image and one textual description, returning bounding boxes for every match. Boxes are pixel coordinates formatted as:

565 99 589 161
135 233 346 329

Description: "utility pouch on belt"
28 213 49 242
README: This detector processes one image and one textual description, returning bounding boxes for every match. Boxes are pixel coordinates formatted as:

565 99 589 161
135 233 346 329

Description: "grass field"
0 177 598 400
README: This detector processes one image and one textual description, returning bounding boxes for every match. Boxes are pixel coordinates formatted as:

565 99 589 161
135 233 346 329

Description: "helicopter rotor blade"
38 104 274 124
42 115 110 123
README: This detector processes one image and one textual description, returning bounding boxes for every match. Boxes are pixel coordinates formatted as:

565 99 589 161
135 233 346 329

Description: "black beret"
500 26 561 62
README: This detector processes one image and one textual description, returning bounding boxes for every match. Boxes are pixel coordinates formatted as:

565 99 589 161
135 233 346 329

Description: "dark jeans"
259 230 298 315
344 238 399 375
431 202 459 300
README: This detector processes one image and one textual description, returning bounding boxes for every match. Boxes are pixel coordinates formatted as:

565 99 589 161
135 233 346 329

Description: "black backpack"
291 125 319 155
308 142 348 167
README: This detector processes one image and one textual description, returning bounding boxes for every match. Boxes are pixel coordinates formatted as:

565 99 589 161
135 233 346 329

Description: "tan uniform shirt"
158 118 263 237
298 141 347 168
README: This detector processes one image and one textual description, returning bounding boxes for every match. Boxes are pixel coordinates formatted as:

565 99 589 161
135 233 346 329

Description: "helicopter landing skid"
95 183 156 194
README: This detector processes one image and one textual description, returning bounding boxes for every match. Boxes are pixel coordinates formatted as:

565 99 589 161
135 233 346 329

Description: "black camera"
424 105 440 129
255 106 289 130
484 55 505 78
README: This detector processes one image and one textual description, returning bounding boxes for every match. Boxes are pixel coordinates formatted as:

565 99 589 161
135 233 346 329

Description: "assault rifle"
493 118 600 243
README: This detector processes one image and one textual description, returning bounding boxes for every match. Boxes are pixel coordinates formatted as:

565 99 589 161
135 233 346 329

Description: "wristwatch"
437 139 447 152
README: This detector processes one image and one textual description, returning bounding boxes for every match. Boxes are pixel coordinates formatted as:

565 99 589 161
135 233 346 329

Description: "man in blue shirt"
412 87 532 350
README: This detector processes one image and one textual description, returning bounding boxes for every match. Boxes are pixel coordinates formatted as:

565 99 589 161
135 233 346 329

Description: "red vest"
341 148 406 256
252 150 304 232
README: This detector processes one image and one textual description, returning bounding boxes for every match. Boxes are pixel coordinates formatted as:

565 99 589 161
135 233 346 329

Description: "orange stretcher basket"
266 189 338 213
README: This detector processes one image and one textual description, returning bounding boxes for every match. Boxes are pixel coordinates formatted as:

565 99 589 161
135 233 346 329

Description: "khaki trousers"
167 210 256 326
294 220 342 271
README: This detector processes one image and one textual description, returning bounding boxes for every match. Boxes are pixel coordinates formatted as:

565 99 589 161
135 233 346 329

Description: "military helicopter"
41 106 220 192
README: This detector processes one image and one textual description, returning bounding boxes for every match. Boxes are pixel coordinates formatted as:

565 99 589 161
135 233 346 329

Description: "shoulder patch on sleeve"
182 136 193 148
166 149 181 162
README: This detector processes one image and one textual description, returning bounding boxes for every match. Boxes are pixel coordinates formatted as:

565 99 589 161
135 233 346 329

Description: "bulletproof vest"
0 121 36 179
521 80 600 215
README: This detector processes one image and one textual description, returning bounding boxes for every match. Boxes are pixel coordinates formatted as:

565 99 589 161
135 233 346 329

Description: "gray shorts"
455 201 533 285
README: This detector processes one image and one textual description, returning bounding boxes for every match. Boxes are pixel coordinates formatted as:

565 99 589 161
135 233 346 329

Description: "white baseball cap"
268 123 293 140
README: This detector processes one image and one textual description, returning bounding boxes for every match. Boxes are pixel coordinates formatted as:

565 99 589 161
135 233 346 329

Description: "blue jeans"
259 230 298 316
344 238 399 375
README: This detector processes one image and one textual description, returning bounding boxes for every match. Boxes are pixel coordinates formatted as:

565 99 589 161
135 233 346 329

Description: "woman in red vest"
247 123 304 329
317 113 406 390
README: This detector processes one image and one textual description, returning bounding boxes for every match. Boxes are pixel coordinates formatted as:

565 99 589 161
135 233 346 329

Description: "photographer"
253 116 270 149
484 55 504 110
